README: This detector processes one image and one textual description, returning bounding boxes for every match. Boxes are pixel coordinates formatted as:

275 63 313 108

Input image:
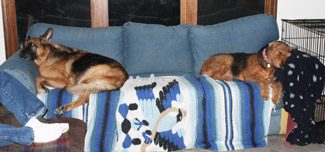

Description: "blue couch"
0 14 286 151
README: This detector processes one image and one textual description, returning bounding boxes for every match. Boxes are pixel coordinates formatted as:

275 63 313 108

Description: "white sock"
25 117 69 143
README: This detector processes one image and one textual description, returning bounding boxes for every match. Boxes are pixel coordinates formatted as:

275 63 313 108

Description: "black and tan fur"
200 41 292 104
20 28 128 114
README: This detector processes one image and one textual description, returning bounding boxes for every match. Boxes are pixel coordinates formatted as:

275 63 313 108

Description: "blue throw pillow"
190 14 279 74
27 23 124 64
122 22 194 76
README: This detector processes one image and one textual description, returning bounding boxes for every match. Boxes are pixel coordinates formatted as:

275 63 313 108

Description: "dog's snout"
19 48 28 58
19 45 37 60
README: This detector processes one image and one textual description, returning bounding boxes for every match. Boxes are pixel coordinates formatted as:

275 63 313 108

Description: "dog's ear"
24 36 31 46
40 28 53 45
267 40 277 47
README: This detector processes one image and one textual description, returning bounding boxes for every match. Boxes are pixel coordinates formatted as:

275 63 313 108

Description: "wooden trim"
181 0 276 24
265 0 277 17
91 0 109 27
1 0 18 58
180 0 198 25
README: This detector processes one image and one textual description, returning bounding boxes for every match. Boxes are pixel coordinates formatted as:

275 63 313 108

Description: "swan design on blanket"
116 78 188 151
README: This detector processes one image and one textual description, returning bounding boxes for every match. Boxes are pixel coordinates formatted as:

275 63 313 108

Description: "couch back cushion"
190 14 279 74
26 23 124 64
122 22 193 76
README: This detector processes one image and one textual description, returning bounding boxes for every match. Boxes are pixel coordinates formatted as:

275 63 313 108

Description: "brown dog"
200 41 292 104
20 28 128 114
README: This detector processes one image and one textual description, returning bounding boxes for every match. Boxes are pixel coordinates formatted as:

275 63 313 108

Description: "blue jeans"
0 71 46 146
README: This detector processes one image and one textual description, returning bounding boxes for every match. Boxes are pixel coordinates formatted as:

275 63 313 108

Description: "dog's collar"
262 48 271 68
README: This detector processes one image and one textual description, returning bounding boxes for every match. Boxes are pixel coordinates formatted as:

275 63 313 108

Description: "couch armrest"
0 50 39 94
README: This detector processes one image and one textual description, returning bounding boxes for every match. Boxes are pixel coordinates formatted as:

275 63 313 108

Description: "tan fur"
20 28 128 114
200 41 292 104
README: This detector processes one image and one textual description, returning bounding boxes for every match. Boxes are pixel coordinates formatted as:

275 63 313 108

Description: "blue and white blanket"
37 74 204 152
199 75 274 151
37 74 274 151
38 90 120 152
114 74 203 151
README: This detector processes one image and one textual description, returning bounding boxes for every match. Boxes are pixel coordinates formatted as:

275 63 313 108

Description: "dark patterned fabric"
0 103 20 127
0 107 86 152
275 50 325 145
0 136 69 152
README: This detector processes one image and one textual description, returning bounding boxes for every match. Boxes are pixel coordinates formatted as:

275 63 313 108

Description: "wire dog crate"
281 19 325 122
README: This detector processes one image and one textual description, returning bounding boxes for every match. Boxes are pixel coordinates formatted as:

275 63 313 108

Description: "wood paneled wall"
181 0 198 25
2 0 277 58
91 0 108 27
1 0 18 58
265 0 277 16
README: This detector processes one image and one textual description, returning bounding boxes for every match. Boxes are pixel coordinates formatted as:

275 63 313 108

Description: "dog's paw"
37 86 46 93
271 96 281 104
261 93 270 101
37 88 45 93
55 106 66 115
41 82 50 92
37 85 49 93
43 87 50 93
260 87 271 102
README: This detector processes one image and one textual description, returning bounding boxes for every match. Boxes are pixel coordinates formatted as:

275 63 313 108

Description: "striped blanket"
37 74 275 151
199 75 274 151
37 74 203 152
38 90 120 152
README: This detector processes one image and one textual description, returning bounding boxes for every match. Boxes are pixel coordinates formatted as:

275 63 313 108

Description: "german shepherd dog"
20 28 128 114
